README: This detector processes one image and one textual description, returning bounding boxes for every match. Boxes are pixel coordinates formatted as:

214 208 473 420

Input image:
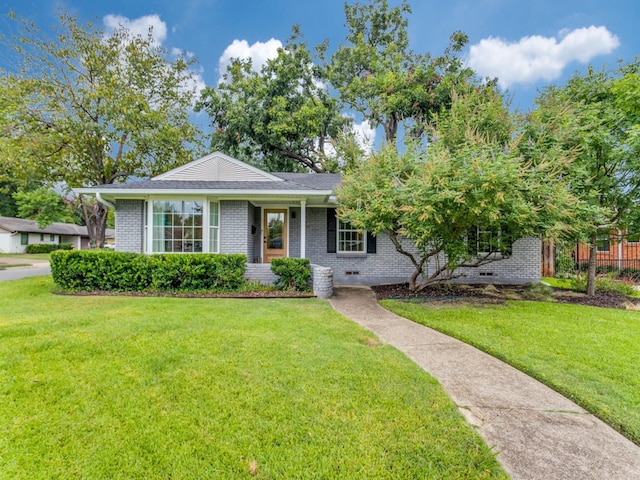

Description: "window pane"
337 220 364 252
209 202 219 253
597 237 610 252
151 200 204 253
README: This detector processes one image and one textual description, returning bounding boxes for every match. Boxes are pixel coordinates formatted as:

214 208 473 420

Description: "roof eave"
74 187 335 199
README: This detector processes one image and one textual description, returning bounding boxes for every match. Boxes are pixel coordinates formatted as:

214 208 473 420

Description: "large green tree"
531 61 640 295
338 87 580 291
13 187 79 228
329 0 472 145
197 31 351 173
1 12 203 246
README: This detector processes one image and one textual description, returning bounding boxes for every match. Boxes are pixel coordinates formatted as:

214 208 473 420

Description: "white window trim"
470 226 510 258
208 200 220 254
337 219 366 255
144 198 213 254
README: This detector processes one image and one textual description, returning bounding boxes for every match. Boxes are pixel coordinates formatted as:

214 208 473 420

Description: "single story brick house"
76 152 541 290
0 216 114 253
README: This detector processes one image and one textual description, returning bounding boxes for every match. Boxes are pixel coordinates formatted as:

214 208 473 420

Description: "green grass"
0 253 51 261
543 276 640 298
0 263 31 269
0 277 507 479
381 299 640 445
542 276 573 289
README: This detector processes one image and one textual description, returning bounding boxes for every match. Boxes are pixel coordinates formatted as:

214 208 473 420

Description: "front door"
263 209 287 263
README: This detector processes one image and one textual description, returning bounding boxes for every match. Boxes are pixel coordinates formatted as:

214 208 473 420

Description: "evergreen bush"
51 250 247 292
270 258 311 292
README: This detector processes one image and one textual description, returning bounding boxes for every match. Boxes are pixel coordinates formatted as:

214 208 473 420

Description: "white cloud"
217 38 282 80
102 14 204 107
468 26 620 88
352 120 376 155
103 14 168 45
171 47 195 58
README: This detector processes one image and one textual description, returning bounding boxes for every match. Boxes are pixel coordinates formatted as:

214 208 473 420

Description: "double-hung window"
209 202 219 253
596 235 610 252
468 226 512 257
337 219 365 253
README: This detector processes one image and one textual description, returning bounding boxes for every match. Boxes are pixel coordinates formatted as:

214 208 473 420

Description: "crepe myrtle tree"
337 89 581 291
1 12 203 247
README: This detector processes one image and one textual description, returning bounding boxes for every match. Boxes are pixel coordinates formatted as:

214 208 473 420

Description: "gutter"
96 192 116 210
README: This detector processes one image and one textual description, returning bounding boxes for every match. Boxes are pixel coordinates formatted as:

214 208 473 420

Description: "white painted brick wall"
115 199 144 253
306 207 541 285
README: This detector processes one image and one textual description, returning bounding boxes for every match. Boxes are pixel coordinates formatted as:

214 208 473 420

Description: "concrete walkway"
329 286 640 480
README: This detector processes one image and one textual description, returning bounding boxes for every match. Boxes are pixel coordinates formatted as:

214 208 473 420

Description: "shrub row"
50 250 247 292
26 243 73 254
567 274 636 297
270 258 311 292
572 263 640 281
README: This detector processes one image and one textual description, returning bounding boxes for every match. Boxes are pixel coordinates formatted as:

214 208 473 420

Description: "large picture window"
151 200 203 253
338 219 365 253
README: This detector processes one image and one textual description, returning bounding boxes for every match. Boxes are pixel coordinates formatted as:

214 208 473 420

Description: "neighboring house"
574 230 640 272
0 216 114 253
76 152 541 286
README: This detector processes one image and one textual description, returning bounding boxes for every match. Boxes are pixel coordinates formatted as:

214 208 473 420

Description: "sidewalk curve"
328 286 640 480
0 257 51 281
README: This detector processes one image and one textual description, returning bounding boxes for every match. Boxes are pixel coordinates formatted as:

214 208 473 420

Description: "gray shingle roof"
271 173 342 190
0 216 114 238
94 173 342 192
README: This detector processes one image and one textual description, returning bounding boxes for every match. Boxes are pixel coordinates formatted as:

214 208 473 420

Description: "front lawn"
0 253 51 261
381 299 640 445
0 277 507 479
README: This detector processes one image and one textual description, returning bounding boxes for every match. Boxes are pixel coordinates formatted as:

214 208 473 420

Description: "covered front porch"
236 198 318 264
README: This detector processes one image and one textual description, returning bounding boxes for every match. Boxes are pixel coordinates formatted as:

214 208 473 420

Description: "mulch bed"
371 282 640 310
54 290 315 299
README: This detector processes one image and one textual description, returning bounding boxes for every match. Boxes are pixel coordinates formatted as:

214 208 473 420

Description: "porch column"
300 199 306 259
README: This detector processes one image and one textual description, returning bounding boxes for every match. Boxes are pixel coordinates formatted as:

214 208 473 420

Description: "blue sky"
2 0 638 140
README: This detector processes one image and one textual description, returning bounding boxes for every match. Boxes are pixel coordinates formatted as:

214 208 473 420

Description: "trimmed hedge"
26 243 73 254
50 250 247 292
148 254 246 291
270 258 311 292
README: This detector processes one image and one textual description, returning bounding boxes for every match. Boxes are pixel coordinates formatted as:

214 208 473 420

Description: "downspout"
96 192 115 210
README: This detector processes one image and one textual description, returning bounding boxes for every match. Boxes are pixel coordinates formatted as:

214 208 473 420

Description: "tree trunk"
80 194 108 248
586 234 597 296
384 113 399 144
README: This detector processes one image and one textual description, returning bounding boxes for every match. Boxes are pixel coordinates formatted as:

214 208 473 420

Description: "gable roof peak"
152 152 284 182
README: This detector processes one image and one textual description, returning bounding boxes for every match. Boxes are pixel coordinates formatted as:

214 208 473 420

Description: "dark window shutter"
366 231 376 254
327 208 337 253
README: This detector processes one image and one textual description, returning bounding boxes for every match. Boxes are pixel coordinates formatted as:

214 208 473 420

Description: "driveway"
0 257 51 281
